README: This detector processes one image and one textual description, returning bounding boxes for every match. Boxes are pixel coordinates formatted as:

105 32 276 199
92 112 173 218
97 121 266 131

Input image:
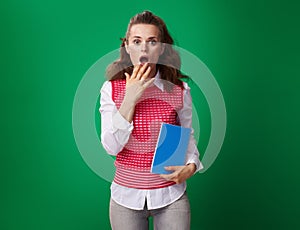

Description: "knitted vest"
111 79 183 189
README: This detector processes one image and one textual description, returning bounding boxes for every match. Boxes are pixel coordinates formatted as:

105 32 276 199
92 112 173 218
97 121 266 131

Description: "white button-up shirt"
99 72 203 210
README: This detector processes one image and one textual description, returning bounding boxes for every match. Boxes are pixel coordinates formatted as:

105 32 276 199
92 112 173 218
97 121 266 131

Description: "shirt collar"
153 70 165 92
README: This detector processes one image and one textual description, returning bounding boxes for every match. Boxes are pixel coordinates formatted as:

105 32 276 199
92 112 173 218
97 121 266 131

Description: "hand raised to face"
124 63 155 105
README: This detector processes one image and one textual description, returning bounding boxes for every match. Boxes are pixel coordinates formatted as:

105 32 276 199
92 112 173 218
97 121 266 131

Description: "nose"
141 42 148 52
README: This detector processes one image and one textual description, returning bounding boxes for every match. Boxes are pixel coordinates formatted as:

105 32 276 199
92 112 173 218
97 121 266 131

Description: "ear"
159 43 165 55
125 41 130 54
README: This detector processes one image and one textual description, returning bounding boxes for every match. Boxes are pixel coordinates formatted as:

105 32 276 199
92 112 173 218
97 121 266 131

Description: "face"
125 24 165 66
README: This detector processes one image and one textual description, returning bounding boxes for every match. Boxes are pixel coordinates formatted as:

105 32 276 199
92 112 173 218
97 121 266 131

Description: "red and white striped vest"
111 79 183 189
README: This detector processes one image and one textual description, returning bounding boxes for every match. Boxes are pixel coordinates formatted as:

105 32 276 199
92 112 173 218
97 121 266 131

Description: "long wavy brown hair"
106 10 188 87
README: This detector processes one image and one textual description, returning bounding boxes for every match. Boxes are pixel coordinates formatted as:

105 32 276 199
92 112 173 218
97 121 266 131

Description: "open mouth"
139 56 149 65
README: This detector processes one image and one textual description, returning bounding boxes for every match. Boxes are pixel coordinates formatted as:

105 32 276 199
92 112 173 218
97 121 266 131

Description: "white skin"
119 23 196 184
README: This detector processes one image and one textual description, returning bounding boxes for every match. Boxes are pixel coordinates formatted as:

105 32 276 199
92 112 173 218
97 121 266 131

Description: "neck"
149 64 157 78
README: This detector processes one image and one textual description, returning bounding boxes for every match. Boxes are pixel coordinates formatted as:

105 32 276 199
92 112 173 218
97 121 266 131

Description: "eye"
149 40 157 45
133 39 141 45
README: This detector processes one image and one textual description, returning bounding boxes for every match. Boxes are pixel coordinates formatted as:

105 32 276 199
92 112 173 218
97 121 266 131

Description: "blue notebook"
151 123 191 174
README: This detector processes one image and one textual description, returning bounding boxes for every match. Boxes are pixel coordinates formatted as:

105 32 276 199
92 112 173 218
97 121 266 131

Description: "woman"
100 10 203 230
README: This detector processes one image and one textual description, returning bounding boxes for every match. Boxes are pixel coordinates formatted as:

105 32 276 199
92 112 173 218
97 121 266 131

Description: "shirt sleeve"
177 82 204 173
99 81 134 156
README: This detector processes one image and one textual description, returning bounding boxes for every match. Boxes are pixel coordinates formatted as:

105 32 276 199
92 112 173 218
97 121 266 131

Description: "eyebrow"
132 36 158 40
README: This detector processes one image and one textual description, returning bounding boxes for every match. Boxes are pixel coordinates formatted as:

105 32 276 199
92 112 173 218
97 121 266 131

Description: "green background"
1 0 299 229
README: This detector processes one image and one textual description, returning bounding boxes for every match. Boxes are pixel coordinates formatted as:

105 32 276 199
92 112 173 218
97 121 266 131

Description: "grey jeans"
109 193 191 230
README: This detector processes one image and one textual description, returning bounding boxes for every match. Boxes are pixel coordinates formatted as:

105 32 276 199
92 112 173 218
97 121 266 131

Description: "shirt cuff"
112 110 134 133
186 159 204 174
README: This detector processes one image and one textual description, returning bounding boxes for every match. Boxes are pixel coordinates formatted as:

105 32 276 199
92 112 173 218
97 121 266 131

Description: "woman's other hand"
159 163 197 184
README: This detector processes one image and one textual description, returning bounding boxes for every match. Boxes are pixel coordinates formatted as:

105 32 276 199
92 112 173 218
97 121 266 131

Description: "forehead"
129 24 160 38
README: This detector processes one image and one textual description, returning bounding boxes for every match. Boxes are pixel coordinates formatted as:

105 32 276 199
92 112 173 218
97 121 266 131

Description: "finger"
143 78 155 88
124 72 130 81
160 173 173 181
141 66 151 81
131 65 141 79
136 63 148 80
164 166 182 171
